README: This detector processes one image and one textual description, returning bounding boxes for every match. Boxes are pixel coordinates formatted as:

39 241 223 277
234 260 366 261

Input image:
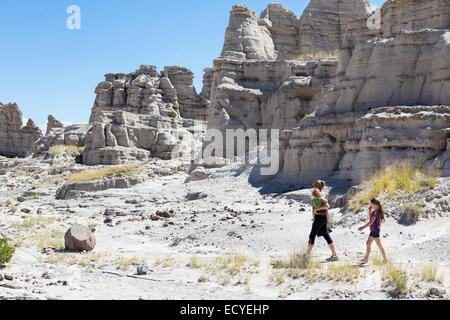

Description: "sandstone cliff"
271 0 450 185
83 65 206 165
0 102 42 158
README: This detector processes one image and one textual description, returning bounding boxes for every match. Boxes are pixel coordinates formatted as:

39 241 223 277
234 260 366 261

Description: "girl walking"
306 180 339 262
358 198 388 264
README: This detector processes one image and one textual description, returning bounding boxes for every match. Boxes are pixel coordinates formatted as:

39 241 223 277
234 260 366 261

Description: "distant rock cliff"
205 1 373 135
271 0 450 184
83 65 206 165
0 102 42 158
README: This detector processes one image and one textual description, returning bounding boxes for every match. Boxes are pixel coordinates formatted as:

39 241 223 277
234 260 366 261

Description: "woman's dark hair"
371 198 385 223
312 180 326 192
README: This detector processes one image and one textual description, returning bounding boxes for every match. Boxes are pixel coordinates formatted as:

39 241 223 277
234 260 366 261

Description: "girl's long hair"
371 198 385 223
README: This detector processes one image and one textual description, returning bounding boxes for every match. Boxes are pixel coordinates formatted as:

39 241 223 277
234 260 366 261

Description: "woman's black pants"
309 214 333 245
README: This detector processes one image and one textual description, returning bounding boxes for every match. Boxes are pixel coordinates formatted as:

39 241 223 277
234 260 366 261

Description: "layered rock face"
206 1 372 137
0 103 42 157
200 1 376 173
220 1 371 61
221 5 276 60
298 0 372 56
274 0 450 184
260 3 301 60
33 115 90 154
207 57 337 132
164 66 209 121
83 65 206 165
46 115 64 135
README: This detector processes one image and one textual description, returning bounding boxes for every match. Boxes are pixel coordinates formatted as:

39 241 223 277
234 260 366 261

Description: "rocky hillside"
0 103 42 158
83 65 207 165
206 0 372 134
271 0 450 185
1 0 449 186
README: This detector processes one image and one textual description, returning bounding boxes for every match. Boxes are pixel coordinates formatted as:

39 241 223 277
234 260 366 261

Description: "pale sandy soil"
0 156 448 300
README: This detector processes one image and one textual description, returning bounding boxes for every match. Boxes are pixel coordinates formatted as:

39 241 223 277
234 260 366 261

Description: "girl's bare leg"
328 243 337 257
375 238 387 262
306 244 314 256
361 237 374 263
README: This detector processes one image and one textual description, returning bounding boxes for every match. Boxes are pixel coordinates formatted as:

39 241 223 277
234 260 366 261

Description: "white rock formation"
272 0 450 184
83 65 207 165
33 115 90 154
0 102 42 158
298 0 372 56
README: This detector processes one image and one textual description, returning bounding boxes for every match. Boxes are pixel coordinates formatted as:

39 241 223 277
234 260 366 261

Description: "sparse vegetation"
0 237 15 266
190 253 260 287
415 263 442 283
167 111 178 119
272 251 311 270
389 270 409 296
5 199 17 213
399 201 423 225
115 256 147 270
155 256 176 268
32 229 65 250
49 145 85 156
269 271 285 285
12 216 55 230
324 264 361 283
349 161 439 212
40 250 147 272
189 255 201 268
66 165 140 183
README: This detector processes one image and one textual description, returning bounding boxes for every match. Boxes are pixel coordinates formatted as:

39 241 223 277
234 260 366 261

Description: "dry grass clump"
268 271 285 285
12 216 56 230
10 216 64 250
380 262 410 296
271 250 362 284
190 253 260 287
293 50 339 61
40 251 147 272
272 251 311 270
209 254 260 276
66 166 140 183
389 270 409 296
49 145 85 155
324 264 361 283
154 256 177 268
36 176 65 189
115 256 147 270
399 201 424 225
349 161 439 212
414 263 443 283
40 251 111 268
32 229 65 250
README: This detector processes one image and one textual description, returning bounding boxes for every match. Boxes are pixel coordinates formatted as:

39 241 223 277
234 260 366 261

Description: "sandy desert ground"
0 155 448 300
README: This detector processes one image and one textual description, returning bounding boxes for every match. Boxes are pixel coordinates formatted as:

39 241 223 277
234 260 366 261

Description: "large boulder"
64 224 96 252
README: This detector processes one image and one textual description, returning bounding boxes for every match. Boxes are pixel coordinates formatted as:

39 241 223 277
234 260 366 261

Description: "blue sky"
0 0 384 130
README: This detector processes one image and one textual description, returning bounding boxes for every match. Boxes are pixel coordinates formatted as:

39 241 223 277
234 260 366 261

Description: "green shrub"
0 237 15 266
390 270 408 295
167 111 177 119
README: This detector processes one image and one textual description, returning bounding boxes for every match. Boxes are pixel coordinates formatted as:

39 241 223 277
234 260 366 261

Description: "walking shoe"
326 256 339 262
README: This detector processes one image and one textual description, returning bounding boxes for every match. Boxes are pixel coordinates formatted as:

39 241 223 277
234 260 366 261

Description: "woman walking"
306 180 339 262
